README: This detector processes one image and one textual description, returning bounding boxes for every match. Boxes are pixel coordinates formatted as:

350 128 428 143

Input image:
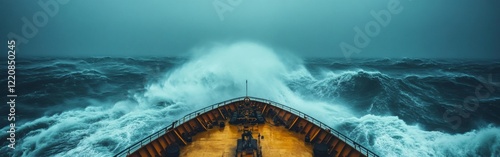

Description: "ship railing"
248 97 379 157
115 96 379 157
114 97 246 157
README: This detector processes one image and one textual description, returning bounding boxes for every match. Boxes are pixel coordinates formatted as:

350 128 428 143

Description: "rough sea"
1 42 499 157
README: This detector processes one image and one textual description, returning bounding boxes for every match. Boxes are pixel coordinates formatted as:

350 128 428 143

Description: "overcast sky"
1 0 499 59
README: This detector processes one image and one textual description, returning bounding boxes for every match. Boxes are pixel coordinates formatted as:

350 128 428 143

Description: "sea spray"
0 42 498 157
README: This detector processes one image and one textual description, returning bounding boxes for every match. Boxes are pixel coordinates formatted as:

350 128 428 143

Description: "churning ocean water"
1 42 499 157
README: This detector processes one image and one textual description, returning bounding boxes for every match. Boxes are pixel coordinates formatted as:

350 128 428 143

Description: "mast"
246 80 248 97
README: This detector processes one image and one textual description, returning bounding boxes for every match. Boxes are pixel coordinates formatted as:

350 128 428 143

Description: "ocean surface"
1 43 500 157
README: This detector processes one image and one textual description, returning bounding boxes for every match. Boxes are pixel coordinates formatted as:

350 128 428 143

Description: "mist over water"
1 42 499 157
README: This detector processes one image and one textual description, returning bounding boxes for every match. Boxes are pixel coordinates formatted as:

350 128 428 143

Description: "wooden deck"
180 119 313 157
123 98 373 157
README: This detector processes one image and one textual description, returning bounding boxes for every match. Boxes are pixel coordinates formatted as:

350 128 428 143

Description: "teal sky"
1 0 499 58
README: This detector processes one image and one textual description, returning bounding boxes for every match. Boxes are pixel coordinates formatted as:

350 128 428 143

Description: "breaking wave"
1 42 499 157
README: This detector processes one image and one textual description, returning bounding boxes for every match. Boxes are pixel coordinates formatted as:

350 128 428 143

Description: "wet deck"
180 120 313 157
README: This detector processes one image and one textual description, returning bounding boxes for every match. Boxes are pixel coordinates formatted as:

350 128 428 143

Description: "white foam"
335 115 500 157
3 42 499 157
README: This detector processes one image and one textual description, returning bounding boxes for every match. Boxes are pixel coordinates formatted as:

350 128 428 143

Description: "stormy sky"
1 0 499 59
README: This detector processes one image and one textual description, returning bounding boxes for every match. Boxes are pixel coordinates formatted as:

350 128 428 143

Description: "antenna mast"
246 80 248 97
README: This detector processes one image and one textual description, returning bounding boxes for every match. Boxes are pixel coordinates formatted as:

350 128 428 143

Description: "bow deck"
115 97 379 157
